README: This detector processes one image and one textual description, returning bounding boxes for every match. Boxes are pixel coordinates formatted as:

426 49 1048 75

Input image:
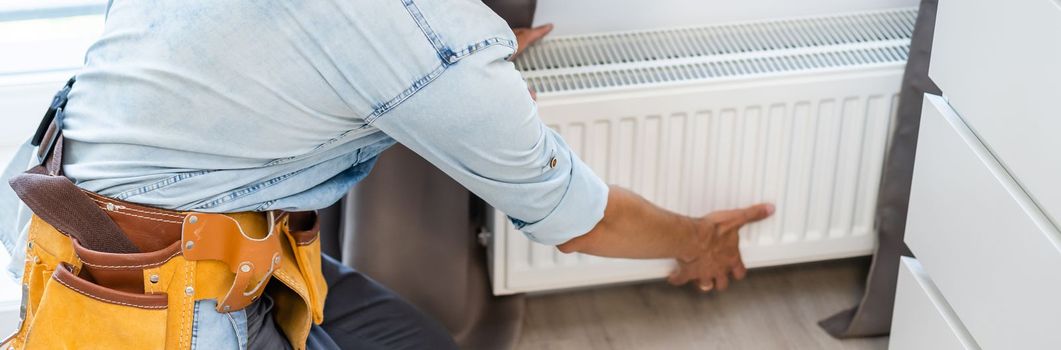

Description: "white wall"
535 0 921 36
0 14 103 338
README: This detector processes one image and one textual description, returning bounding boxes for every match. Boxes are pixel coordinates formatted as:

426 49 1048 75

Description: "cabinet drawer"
905 94 1061 349
929 0 1061 222
890 257 978 350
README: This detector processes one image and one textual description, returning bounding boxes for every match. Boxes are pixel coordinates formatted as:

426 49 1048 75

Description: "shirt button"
549 157 558 168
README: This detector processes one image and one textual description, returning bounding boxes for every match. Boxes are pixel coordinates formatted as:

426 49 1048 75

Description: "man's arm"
559 186 774 292
375 18 771 293
510 25 775 292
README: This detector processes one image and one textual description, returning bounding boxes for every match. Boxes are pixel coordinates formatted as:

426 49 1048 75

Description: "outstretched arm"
374 18 772 293
559 186 774 292
508 23 775 292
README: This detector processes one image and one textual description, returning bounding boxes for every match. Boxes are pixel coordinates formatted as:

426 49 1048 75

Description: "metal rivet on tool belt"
185 241 195 250
240 264 251 273
149 274 160 283
223 305 231 312
273 255 281 264
185 286 194 296
106 202 116 211
188 215 198 224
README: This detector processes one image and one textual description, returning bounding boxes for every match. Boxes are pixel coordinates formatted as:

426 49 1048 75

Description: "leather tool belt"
1 78 328 350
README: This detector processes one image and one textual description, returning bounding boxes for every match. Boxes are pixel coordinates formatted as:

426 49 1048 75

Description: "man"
2 1 772 349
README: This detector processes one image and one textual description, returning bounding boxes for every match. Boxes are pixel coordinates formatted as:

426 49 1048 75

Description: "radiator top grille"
516 8 916 94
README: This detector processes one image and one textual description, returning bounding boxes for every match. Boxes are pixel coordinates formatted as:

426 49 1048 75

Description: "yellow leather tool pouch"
2 83 326 350
0 217 170 348
24 262 169 349
2 212 325 350
284 211 329 324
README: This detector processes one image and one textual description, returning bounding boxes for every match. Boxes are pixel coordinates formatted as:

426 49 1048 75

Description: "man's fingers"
731 261 748 280
727 203 773 222
512 23 554 58
697 281 714 293
743 203 775 222
714 275 730 291
715 203 775 229
667 268 693 286
520 24 554 46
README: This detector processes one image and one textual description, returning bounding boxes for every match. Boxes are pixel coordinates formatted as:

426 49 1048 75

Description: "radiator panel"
491 72 900 293
488 8 911 294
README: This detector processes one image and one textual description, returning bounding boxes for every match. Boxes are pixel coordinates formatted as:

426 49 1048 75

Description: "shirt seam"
401 0 454 64
190 300 201 350
191 167 311 210
88 0 517 209
361 0 515 126
451 37 516 61
360 36 515 126
115 169 216 201
362 63 447 125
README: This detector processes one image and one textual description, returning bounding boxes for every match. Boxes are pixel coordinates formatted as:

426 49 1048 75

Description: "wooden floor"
515 258 888 350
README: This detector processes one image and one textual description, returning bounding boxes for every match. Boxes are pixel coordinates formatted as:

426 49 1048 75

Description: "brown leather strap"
10 167 140 253
181 212 282 312
11 79 140 253
9 124 140 253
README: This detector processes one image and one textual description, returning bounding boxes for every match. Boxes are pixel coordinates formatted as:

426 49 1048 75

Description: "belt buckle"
180 212 283 312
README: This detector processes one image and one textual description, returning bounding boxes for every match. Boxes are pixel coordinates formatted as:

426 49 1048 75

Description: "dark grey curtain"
481 0 536 28
819 0 942 338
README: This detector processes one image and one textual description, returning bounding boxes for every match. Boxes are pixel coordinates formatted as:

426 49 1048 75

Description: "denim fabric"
59 0 608 244
1 0 609 276
1 2 609 347
1 141 35 278
190 299 248 350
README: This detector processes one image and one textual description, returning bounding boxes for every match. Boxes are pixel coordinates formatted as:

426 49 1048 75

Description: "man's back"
64 0 528 212
2 3 775 347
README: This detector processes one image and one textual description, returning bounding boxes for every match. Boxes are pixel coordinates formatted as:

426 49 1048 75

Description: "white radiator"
487 8 914 294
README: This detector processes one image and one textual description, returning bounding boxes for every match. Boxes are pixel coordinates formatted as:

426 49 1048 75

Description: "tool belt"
0 78 327 350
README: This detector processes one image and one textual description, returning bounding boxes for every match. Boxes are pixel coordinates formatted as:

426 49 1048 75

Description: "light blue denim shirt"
1 0 608 347
6 0 608 245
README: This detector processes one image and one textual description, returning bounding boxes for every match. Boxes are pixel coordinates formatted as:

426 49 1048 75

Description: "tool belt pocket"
283 211 328 324
22 262 168 349
3 220 188 350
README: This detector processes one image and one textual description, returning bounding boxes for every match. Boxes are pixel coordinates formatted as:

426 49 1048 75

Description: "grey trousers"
247 254 459 350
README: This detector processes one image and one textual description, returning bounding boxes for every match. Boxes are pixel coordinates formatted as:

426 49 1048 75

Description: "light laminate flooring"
515 258 888 350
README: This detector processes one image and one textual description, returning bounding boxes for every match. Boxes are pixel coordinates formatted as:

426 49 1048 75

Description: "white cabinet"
0 14 104 339
929 0 1061 224
890 257 978 350
902 95 1061 349
891 0 1061 347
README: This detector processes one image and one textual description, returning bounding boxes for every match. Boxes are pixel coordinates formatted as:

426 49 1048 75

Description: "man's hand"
667 204 774 292
511 24 554 59
557 186 774 294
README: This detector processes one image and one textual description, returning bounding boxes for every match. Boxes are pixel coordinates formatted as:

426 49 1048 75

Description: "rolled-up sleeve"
509 149 609 244
371 44 608 245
